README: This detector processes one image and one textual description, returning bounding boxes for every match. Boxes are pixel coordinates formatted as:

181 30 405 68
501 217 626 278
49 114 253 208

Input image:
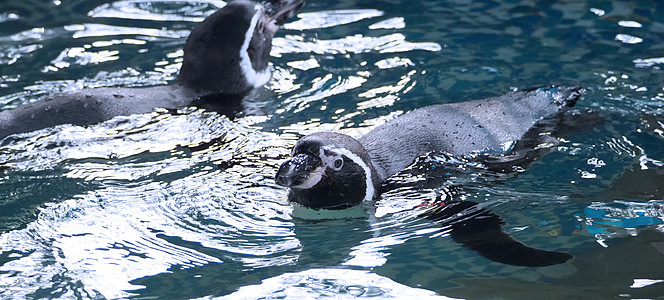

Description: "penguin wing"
420 201 572 267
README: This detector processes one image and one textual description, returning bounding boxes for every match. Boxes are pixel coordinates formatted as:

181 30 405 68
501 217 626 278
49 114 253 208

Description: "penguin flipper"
420 201 572 267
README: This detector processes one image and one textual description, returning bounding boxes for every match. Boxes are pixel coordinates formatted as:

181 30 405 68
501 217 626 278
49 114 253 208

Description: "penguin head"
275 132 380 210
178 0 304 95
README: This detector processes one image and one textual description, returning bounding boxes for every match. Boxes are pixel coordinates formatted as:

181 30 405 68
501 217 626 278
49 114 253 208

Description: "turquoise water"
1 0 664 299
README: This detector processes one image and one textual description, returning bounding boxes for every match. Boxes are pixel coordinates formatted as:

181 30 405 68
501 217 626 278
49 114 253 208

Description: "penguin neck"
357 137 398 183
367 162 383 195
346 148 383 200
175 2 271 97
347 146 383 197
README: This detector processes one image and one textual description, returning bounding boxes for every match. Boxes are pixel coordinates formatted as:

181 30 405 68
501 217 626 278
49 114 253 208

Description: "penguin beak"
275 153 320 188
262 0 305 26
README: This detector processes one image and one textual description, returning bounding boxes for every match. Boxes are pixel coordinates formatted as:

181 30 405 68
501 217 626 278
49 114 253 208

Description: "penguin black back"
360 86 581 180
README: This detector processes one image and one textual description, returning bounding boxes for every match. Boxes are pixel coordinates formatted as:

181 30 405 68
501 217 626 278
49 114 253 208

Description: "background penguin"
0 0 304 139
275 86 583 266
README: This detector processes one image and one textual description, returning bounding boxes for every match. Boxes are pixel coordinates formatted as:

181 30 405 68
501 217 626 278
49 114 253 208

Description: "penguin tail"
553 85 583 108
532 85 583 108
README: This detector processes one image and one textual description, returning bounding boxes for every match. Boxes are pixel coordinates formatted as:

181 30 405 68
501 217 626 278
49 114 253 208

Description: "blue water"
1 0 664 299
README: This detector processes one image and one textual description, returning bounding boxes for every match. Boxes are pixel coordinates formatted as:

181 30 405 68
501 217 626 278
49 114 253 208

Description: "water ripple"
0 115 298 298
272 33 441 57
88 0 224 21
66 23 188 39
284 9 384 30
2 0 664 298
576 200 664 247
225 269 449 299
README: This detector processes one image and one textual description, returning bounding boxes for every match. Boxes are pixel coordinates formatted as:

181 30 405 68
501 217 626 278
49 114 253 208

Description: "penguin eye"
333 157 344 170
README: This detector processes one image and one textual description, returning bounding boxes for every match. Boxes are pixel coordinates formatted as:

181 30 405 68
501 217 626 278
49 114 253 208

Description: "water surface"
1 0 664 299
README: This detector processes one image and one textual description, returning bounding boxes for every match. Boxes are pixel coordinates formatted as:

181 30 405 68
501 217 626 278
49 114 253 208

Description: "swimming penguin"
275 86 582 266
0 0 304 139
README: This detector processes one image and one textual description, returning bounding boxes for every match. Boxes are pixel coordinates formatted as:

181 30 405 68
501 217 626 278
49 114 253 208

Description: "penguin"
275 86 583 266
0 0 305 139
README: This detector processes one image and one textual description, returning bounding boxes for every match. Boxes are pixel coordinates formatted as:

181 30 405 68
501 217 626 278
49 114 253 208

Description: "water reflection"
88 0 224 22
577 200 664 247
225 268 450 299
0 109 296 298
633 57 664 69
67 23 188 39
369 17 406 30
284 9 384 30
272 33 441 56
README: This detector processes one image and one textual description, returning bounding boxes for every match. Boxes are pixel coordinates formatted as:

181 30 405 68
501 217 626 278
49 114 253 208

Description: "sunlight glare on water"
88 0 226 22
224 269 454 299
